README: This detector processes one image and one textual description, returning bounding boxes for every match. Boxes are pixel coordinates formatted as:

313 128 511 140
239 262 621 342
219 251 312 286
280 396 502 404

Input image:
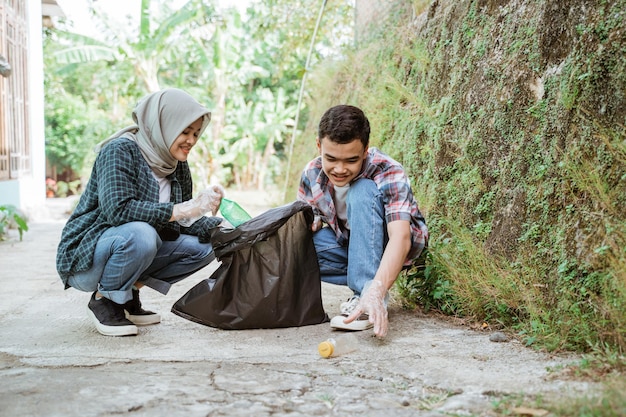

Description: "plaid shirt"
56 137 221 285
297 147 428 265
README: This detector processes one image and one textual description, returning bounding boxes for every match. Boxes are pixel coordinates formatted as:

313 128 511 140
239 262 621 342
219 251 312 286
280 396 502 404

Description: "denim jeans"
313 179 387 296
67 222 214 304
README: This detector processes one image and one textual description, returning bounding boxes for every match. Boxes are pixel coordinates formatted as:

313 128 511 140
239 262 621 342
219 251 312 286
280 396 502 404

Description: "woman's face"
169 117 204 162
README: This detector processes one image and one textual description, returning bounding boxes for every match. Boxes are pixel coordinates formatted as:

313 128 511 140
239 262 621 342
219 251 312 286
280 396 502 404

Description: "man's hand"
311 215 323 232
345 280 388 337
344 220 412 337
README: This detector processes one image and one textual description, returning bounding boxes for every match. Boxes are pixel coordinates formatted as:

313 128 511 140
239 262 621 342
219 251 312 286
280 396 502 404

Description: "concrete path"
0 197 594 417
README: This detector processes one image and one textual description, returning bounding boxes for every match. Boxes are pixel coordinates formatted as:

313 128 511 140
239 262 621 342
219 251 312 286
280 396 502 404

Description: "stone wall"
355 0 413 43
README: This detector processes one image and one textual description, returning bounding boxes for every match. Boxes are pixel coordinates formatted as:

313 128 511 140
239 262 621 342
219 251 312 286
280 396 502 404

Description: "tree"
44 0 355 191
188 0 354 190
44 0 219 182
52 0 217 94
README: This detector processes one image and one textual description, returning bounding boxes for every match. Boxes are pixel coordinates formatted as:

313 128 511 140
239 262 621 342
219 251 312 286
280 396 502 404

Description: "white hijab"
96 88 211 177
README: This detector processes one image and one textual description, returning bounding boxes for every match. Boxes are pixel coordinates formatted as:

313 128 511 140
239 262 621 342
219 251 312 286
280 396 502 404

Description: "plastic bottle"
318 333 359 358
219 198 252 227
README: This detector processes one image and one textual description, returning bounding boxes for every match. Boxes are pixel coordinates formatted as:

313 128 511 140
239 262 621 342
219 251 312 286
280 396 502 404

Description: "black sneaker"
123 288 161 326
87 292 138 336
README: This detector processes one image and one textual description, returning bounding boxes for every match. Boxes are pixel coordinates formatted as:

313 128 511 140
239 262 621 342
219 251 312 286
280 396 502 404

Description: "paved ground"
0 196 596 417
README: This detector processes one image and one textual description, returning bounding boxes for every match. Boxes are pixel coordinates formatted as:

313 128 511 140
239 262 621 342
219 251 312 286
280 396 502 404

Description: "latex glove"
197 184 225 215
173 186 223 227
345 280 389 337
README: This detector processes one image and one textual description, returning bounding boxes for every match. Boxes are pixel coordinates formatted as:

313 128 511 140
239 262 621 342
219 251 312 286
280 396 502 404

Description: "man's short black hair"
318 105 370 148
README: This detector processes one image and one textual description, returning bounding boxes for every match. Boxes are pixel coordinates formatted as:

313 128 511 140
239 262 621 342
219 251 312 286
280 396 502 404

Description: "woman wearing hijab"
56 88 223 337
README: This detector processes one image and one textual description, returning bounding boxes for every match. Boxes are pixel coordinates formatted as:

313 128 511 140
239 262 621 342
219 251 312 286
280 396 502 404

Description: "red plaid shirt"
297 147 428 265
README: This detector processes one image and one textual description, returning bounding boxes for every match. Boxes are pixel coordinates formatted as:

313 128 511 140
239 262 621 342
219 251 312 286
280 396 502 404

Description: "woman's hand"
197 185 224 215
172 185 225 226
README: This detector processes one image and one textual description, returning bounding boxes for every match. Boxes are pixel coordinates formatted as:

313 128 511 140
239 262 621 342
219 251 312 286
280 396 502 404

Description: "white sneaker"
330 296 373 331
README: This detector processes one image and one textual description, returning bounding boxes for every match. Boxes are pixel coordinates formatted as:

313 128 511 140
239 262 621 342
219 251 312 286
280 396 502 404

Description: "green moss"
289 0 626 355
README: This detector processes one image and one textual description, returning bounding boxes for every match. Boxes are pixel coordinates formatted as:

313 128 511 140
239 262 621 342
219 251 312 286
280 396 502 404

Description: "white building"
0 0 63 219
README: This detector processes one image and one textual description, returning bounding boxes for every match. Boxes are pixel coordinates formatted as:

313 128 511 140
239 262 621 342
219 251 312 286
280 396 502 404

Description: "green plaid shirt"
56 137 220 285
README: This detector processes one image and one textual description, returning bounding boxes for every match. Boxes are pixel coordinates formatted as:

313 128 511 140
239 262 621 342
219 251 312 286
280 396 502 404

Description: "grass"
490 376 626 417
289 0 626 374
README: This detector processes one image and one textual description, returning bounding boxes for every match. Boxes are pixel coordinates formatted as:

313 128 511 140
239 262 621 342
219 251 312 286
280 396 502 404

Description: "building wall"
0 0 46 219
25 0 46 217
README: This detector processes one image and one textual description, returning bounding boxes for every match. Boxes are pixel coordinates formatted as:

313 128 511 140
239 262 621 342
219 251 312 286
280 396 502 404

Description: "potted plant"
0 205 29 241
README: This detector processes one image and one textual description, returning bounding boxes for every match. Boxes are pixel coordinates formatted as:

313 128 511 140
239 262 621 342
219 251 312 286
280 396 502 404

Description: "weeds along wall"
288 0 626 353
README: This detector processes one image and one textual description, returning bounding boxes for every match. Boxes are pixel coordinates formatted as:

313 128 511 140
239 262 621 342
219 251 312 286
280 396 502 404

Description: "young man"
297 104 428 337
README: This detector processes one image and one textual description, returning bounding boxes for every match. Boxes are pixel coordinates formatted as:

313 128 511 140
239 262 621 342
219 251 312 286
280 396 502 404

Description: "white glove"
197 184 225 216
173 185 224 227
345 280 389 337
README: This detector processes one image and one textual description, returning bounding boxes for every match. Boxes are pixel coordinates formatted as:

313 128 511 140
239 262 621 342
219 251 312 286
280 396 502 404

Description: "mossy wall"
288 0 626 352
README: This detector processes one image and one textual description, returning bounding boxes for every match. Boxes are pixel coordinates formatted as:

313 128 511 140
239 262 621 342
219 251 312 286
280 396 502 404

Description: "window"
0 0 30 180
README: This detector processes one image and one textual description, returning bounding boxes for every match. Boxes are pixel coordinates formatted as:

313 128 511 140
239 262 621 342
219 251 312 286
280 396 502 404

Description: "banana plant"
216 87 296 190
51 0 216 93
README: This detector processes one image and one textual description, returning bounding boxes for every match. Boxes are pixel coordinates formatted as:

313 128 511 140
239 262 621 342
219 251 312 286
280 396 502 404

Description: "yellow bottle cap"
318 341 334 358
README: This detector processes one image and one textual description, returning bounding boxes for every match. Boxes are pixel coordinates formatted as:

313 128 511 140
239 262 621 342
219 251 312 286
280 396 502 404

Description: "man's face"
317 137 368 187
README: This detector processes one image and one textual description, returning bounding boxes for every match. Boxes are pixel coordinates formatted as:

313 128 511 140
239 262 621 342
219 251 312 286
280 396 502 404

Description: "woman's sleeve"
96 142 173 226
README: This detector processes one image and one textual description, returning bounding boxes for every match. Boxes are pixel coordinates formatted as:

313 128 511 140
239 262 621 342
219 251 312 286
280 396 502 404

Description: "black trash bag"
171 200 329 329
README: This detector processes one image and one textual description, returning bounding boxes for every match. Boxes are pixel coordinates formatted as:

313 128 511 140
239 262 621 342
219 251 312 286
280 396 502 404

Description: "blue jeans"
67 222 215 304
313 179 387 296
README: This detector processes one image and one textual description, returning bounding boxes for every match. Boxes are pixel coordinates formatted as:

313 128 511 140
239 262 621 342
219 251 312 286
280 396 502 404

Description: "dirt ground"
0 194 597 417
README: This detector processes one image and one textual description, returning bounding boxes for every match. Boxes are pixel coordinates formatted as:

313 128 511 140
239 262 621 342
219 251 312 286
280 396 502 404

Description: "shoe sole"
330 315 374 331
126 311 162 326
87 308 138 337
